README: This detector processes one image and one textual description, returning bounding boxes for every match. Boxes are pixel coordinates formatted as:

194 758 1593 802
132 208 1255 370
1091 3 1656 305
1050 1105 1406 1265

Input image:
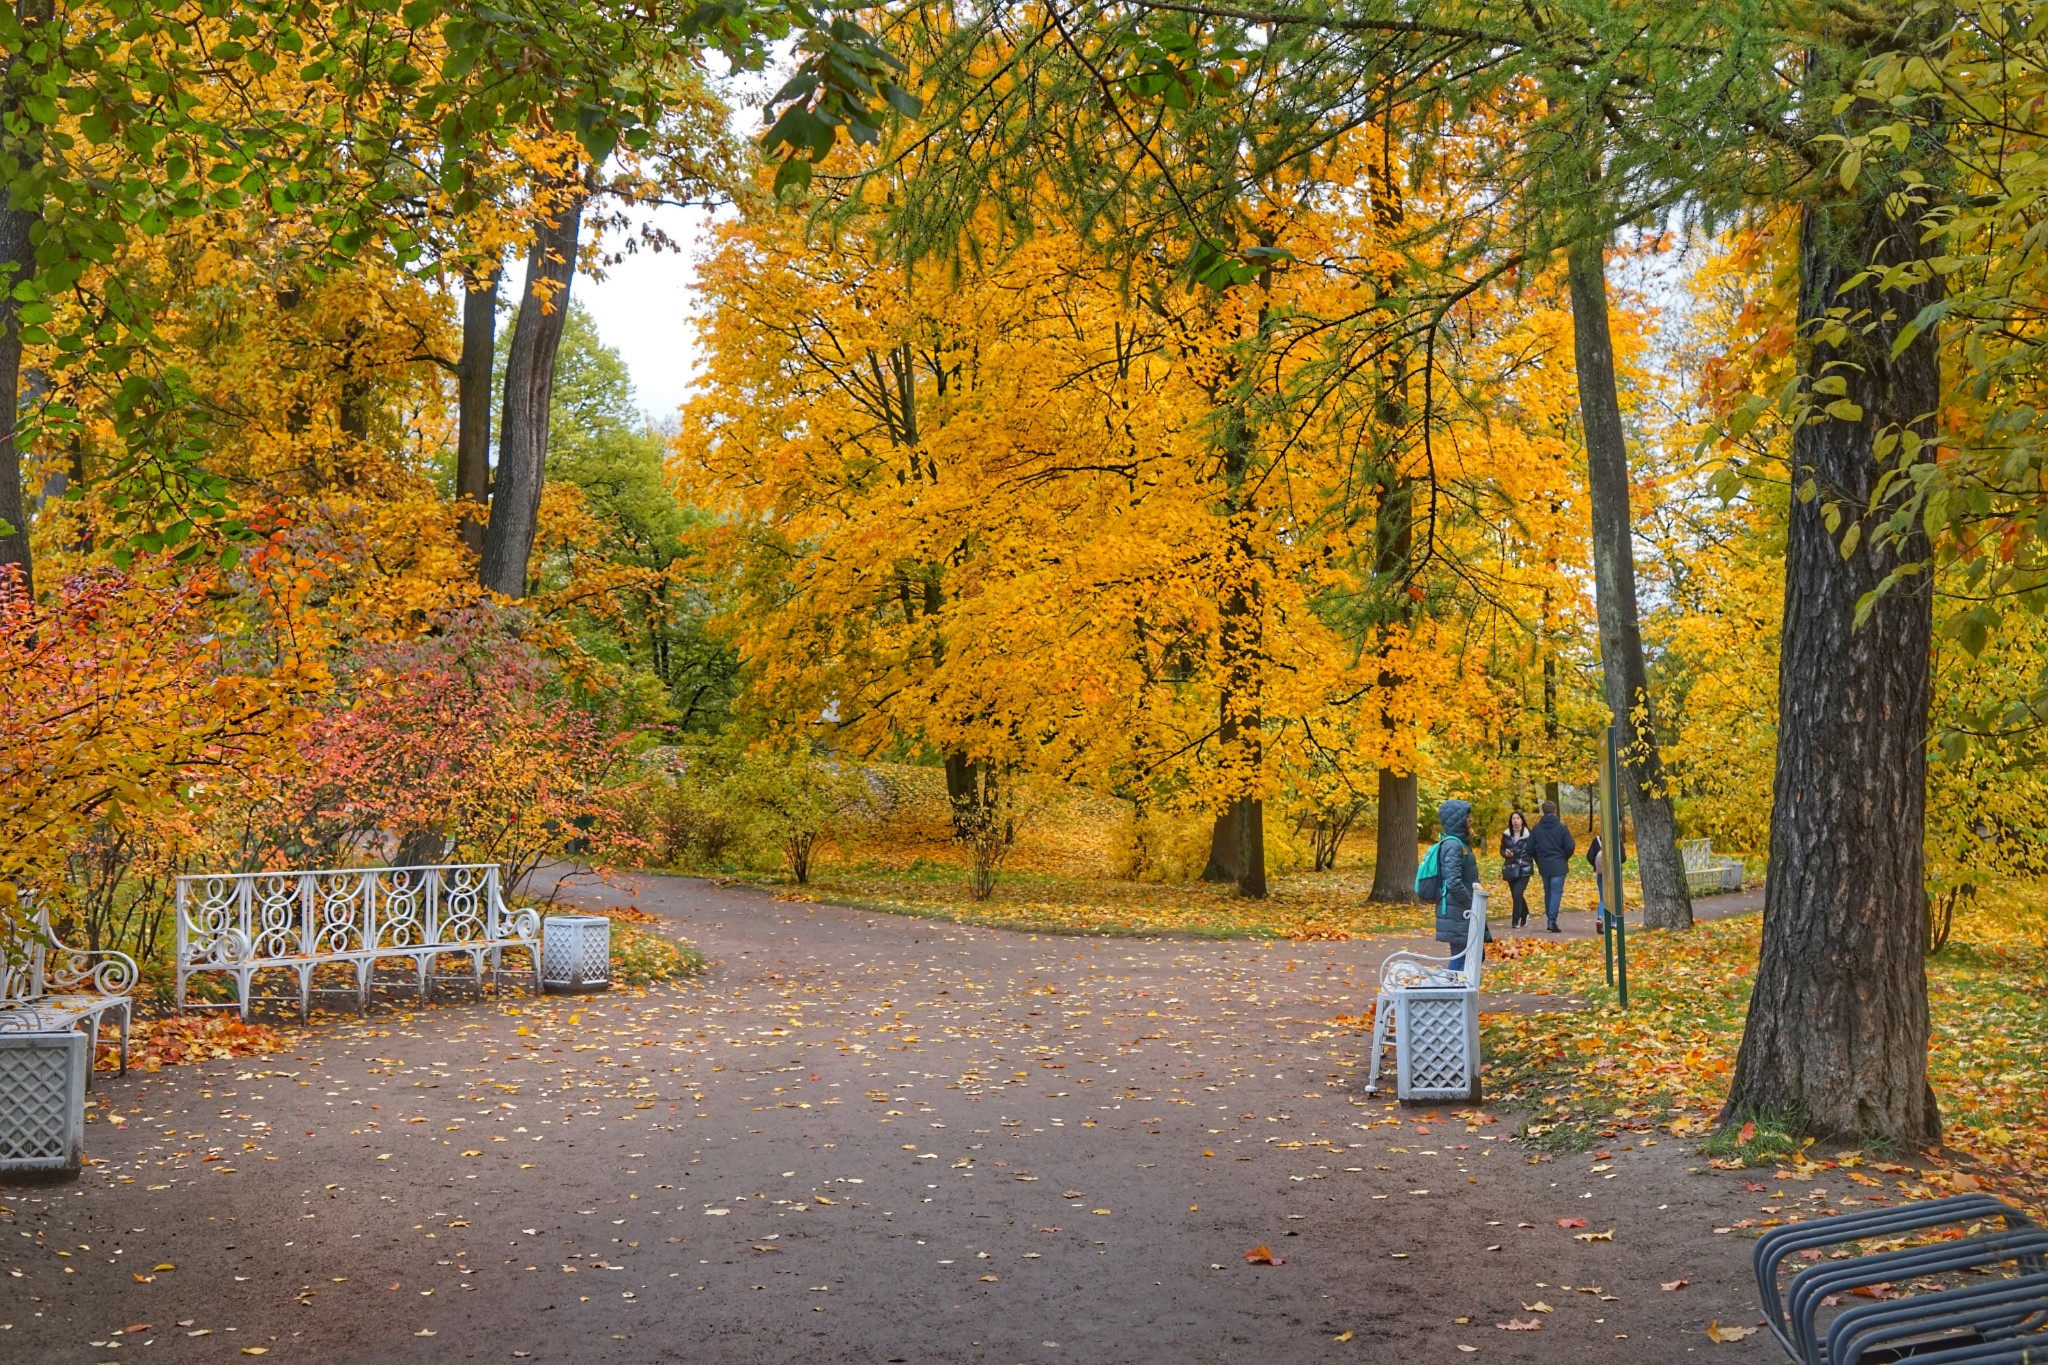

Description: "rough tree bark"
480 183 586 599
1368 469 1420 904
1212 539 1269 897
1565 237 1693 929
1198 265 1272 899
1364 139 1420 903
0 0 49 597
456 264 499 555
0 185 33 598
1723 84 1944 1143
1369 767 1418 899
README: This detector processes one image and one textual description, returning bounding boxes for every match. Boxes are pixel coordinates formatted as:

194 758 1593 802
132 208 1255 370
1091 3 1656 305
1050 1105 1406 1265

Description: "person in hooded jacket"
1433 799 1486 971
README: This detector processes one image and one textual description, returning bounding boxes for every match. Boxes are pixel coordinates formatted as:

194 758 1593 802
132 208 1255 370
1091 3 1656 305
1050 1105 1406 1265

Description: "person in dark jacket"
1499 809 1534 929
1434 799 1485 971
1527 799 1576 932
1588 833 1607 931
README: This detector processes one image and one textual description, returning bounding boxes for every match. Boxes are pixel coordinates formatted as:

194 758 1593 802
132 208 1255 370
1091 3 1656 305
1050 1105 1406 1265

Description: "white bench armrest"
44 943 139 998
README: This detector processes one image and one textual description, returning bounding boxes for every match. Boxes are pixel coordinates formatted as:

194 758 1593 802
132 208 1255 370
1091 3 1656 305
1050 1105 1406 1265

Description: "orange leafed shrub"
0 562 316 948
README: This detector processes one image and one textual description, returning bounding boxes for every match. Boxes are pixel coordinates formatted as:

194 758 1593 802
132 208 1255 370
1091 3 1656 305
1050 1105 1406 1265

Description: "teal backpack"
1415 835 1463 904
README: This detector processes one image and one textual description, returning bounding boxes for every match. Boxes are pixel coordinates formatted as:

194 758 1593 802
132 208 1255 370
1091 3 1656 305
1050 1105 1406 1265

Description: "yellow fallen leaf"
1333 1329 1354 1341
1573 1229 1614 1241
980 1274 999 1282
1705 1321 1757 1343
154 1263 176 1271
415 1328 438 1337
1522 1301 1553 1313
242 1349 269 1356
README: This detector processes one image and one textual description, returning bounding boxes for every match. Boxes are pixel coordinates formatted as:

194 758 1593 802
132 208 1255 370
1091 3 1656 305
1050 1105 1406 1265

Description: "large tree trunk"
1200 808 1237 883
0 194 32 598
456 264 499 555
0 3 46 598
1217 526 1268 899
480 184 586 598
1565 237 1693 930
1723 71 1943 1144
1368 767 1419 902
944 750 982 840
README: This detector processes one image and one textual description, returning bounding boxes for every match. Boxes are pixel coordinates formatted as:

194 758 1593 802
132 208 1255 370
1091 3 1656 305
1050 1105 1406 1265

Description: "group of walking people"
1428 798 1610 968
1495 799 1604 933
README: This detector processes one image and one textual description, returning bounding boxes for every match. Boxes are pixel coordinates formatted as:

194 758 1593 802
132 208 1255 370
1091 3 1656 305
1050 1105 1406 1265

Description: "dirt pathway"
3 875 1780 1363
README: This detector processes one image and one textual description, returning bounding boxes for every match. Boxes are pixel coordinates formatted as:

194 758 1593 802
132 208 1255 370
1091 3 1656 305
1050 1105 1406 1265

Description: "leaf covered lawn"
1480 886 2048 1211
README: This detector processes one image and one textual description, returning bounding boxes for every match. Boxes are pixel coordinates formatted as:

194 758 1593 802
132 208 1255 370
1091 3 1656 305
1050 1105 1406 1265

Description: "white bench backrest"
1 909 51 1004
1464 886 1488 991
177 864 506 967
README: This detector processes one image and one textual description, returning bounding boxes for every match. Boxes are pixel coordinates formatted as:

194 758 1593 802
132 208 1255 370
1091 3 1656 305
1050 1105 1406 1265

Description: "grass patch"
654 760 1639 940
1479 889 2048 1205
1515 1118 1607 1153
609 923 705 986
786 866 1431 940
1698 1112 1803 1167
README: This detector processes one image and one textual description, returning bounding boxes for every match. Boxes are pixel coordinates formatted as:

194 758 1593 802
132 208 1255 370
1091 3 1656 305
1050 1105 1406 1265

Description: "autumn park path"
5 875 1783 1363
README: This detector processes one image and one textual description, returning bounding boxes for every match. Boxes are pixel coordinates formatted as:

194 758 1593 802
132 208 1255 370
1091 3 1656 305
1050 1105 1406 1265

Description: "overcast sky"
574 200 713 426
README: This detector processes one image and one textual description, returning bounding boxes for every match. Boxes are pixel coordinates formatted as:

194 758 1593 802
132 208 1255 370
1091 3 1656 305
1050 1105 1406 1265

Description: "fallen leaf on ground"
1573 1229 1615 1241
1557 1218 1588 1229
1497 1318 1543 1331
1706 1321 1758 1343
1245 1244 1284 1265
1662 1279 1690 1291
1333 1329 1353 1341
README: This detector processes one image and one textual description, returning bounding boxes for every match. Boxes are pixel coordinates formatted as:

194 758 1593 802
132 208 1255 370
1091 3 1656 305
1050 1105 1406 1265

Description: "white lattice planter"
1386 988 1481 1102
0 1027 88 1177
541 915 611 992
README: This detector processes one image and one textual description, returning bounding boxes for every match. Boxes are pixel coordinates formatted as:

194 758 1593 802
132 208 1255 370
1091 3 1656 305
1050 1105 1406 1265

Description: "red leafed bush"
279 607 644 883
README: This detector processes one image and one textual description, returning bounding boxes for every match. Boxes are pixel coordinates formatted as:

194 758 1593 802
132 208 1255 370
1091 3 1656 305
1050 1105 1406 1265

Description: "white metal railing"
175 863 540 1018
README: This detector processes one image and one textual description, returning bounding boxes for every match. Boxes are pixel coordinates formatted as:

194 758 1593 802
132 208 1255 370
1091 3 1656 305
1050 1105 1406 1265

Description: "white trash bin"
0 1026 88 1177
540 915 611 993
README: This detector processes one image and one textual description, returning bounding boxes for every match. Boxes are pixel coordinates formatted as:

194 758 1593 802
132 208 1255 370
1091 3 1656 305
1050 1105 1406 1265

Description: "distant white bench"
1681 839 1746 897
0 906 138 1079
175 864 541 1019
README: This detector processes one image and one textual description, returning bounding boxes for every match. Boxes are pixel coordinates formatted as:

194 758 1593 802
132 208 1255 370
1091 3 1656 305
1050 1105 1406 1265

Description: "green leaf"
773 157 813 197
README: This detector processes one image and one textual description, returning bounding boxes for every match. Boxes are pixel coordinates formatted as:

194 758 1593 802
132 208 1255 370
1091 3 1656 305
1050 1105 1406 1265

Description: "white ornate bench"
1 906 138 1080
1681 838 1746 896
175 863 541 1019
1364 887 1488 1102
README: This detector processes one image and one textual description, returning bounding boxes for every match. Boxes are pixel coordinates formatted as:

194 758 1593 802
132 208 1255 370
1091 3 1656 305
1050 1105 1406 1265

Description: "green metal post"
1605 723 1628 1008
1596 735 1615 985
